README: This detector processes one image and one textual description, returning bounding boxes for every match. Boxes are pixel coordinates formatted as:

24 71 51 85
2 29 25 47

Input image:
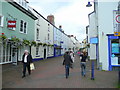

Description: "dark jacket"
80 54 87 62
63 53 73 66
22 54 33 64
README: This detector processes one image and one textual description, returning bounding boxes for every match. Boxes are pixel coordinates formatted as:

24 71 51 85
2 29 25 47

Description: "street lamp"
86 1 95 80
86 1 92 7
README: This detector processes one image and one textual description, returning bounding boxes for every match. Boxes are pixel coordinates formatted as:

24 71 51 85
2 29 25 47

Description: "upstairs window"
36 29 39 40
0 16 4 27
20 20 27 34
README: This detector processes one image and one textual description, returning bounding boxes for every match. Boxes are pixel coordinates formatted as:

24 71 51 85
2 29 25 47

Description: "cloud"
28 0 93 42
53 1 93 42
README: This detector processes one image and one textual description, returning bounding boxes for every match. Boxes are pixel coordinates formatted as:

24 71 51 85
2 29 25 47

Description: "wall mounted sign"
113 10 120 36
7 21 16 28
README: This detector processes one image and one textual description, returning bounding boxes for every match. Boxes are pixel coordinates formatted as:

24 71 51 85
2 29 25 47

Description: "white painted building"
29 8 54 61
88 0 120 71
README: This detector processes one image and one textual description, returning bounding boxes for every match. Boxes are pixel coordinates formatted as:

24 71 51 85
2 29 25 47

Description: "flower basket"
43 43 47 47
37 42 43 46
23 39 30 46
31 41 37 46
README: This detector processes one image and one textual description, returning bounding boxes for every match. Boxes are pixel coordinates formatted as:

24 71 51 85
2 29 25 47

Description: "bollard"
91 60 95 80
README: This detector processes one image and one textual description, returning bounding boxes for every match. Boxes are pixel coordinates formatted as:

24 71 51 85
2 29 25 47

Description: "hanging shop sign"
7 21 16 28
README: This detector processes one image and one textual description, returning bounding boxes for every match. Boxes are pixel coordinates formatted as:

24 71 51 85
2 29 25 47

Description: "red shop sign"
7 21 16 28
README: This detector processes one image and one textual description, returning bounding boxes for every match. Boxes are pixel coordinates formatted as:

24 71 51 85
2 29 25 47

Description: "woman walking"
80 51 87 77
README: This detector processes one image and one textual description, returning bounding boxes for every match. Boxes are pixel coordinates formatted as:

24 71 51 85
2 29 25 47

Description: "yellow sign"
114 32 120 36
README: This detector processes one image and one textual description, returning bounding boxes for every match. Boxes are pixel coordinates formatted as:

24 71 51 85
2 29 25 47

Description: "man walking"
63 51 73 79
22 50 33 78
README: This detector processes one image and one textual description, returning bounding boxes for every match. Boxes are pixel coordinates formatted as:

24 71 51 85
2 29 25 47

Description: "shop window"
111 39 120 65
111 39 120 54
36 46 39 56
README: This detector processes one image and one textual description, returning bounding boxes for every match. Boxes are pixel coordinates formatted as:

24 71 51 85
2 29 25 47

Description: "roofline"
6 0 38 20
32 9 71 38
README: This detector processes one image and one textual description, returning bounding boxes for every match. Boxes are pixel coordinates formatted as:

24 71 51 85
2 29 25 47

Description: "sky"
28 0 94 42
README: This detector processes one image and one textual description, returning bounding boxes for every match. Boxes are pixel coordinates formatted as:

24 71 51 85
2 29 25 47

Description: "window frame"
0 15 4 27
19 20 27 34
36 28 40 40
36 46 40 56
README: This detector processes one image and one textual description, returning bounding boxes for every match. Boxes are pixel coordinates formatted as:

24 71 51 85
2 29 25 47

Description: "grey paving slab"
2 55 118 88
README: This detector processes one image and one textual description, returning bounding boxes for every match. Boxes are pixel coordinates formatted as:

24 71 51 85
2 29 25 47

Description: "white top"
70 53 74 62
24 55 28 63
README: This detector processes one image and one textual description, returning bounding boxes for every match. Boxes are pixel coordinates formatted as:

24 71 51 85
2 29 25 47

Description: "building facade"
88 0 120 71
0 0 81 64
0 0 37 64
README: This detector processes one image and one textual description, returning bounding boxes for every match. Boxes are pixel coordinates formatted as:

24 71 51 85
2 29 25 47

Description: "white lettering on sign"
7 21 16 28
8 23 16 25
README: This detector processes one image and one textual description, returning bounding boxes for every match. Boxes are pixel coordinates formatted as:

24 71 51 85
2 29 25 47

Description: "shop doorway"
44 49 46 59
12 48 18 65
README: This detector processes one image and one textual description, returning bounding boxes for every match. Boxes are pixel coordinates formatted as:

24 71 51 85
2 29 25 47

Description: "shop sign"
7 21 16 28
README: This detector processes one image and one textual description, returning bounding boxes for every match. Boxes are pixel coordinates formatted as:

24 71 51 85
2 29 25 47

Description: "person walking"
70 51 75 63
22 50 33 78
80 51 87 77
63 51 73 79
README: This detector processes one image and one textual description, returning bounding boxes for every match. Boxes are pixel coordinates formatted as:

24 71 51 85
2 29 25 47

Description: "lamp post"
86 0 95 80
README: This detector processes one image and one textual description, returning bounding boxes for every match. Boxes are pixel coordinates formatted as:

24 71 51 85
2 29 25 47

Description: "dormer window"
18 0 29 9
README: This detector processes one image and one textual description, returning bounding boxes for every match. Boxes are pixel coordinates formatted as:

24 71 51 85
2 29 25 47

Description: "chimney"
59 25 62 29
59 25 62 31
47 15 55 25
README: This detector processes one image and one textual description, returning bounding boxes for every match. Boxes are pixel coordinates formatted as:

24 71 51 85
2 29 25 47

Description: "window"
0 16 4 27
19 0 27 8
48 33 50 40
47 47 49 56
20 20 27 34
36 46 39 56
24 22 27 33
36 29 39 40
20 20 23 32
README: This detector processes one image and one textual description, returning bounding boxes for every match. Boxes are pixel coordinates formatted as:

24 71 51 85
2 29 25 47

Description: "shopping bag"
30 63 35 70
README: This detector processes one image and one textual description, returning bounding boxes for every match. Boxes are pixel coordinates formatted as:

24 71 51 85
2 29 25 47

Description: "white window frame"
36 46 40 56
0 15 4 27
36 28 40 40
19 20 27 34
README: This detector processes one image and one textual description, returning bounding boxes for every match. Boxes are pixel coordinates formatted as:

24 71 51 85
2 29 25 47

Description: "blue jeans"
81 62 86 76
65 65 69 78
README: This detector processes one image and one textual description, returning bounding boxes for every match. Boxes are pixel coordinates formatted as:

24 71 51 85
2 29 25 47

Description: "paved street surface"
2 55 118 88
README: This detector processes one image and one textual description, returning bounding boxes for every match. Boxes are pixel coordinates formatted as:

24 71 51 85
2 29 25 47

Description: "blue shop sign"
90 37 98 44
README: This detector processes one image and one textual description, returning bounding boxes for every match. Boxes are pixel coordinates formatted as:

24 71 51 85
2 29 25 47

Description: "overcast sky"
28 0 94 42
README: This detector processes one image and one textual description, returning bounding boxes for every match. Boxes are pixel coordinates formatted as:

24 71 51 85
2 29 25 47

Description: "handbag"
30 63 35 70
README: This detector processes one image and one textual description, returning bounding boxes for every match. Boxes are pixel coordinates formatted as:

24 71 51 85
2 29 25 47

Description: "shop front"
108 34 120 71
